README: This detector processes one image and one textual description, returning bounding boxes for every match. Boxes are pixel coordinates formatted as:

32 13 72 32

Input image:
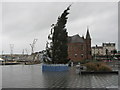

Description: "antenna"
30 39 38 54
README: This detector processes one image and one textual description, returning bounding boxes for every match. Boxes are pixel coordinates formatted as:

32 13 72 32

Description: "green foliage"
52 6 71 64
92 59 98 62
79 59 90 64
111 49 117 55
46 5 71 64
85 62 112 72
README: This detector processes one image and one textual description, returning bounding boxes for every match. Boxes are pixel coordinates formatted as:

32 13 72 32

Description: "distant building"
92 43 116 56
92 45 103 56
67 28 92 62
102 43 116 55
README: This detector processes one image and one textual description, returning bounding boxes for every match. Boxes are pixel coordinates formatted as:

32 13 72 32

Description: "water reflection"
2 64 118 88
42 71 69 88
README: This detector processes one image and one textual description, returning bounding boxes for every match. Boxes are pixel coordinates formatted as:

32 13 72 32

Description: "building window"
81 54 84 58
75 54 77 57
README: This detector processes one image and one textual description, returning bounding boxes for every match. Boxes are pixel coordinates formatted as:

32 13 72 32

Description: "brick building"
68 28 92 62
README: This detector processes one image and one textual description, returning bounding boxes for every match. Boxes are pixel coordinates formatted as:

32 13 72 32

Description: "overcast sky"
2 2 118 54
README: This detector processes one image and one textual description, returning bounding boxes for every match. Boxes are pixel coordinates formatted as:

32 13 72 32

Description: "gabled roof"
68 34 84 43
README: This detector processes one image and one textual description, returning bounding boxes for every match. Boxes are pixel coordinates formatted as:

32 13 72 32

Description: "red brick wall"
68 42 86 62
68 40 92 62
85 39 92 60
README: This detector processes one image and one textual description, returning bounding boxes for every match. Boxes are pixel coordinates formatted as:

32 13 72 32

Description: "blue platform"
42 64 69 71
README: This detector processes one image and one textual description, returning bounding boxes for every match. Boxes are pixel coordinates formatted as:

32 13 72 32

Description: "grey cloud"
2 2 118 54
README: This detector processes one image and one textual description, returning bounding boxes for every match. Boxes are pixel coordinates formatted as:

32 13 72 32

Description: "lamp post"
78 62 81 75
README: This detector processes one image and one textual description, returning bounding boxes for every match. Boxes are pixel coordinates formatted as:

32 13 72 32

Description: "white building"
92 43 116 56
102 43 116 55
92 45 103 56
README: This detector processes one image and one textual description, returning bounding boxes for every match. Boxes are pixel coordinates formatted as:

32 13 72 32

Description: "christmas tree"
47 5 71 64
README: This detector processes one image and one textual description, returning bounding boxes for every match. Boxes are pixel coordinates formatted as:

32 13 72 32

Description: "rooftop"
68 34 84 43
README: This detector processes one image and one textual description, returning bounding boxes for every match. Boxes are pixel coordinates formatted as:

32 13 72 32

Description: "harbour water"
2 64 118 88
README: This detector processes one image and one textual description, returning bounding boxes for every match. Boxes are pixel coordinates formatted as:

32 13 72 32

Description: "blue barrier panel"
42 64 69 72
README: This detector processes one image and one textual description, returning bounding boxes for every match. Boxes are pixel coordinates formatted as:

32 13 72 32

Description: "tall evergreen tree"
47 5 71 64
52 5 71 64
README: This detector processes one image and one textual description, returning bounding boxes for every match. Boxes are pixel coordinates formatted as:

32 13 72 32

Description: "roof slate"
68 34 84 43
